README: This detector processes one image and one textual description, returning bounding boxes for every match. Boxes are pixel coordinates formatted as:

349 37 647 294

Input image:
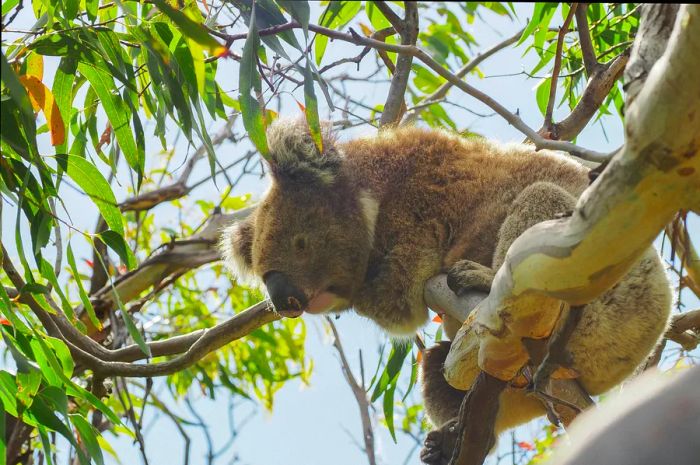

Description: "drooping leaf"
77 61 143 178
18 75 65 146
70 414 105 465
239 3 269 157
303 59 322 153
55 154 123 235
52 56 77 155
151 0 227 55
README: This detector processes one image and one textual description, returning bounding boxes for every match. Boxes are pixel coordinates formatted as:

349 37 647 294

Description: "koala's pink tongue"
306 292 336 314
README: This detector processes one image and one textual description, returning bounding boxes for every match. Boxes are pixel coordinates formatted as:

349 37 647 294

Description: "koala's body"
221 118 671 454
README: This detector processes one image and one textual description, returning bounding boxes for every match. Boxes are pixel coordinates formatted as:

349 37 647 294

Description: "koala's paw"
447 260 495 296
420 419 458 465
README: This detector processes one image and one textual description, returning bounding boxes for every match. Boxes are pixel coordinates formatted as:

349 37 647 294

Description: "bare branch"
546 51 629 141
448 372 506 465
575 4 601 76
380 2 418 127
403 27 525 124
217 21 609 161
119 115 237 213
544 4 578 133
85 208 253 324
327 317 377 465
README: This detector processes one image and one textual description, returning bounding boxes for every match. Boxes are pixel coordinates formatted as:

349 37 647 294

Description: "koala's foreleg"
446 181 577 297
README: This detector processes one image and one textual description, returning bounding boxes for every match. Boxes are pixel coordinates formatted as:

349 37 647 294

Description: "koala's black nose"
263 271 308 316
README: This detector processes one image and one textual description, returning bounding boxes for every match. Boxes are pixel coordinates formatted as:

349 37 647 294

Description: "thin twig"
326 317 377 465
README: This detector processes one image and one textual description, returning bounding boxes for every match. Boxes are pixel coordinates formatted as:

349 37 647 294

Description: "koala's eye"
293 235 308 252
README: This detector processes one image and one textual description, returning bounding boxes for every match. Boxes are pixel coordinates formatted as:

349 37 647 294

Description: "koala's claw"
420 420 458 465
446 260 495 296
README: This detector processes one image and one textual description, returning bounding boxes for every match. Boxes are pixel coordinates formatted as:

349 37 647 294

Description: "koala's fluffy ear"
266 117 340 184
219 218 261 288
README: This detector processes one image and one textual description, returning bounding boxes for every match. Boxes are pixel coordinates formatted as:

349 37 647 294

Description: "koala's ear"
219 217 261 288
265 117 340 185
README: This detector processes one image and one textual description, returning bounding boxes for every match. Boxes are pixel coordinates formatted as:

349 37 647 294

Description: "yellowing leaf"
26 53 43 81
359 22 373 37
18 75 65 146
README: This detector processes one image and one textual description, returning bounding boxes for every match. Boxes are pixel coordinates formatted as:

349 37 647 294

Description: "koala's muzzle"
263 271 308 317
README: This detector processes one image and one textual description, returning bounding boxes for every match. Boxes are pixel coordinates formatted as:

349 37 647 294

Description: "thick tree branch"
83 207 253 325
624 4 680 106
444 4 700 388
545 51 629 141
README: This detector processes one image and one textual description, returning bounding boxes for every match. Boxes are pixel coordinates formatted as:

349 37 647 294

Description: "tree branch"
447 372 506 465
624 4 680 106
83 207 253 326
544 4 578 133
667 212 700 298
574 3 601 76
403 27 526 124
379 1 418 127
545 51 629 141
444 3 700 387
119 115 237 213
217 21 610 162
327 318 377 465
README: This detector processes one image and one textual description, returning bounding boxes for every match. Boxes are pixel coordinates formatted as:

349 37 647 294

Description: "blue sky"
2 3 698 465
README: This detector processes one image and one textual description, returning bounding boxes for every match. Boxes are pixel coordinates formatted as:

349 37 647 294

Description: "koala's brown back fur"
337 127 591 332
221 119 671 438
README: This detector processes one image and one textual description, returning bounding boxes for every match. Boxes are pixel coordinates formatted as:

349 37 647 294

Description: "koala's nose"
263 271 308 316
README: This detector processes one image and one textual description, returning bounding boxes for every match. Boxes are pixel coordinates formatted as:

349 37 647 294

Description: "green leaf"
371 342 410 401
77 62 143 179
0 371 19 417
2 0 19 15
535 77 551 116
66 243 101 330
1 52 38 156
16 369 42 409
71 414 105 465
151 0 225 55
55 154 123 236
234 0 301 57
383 381 398 442
37 426 56 465
99 230 137 271
239 4 269 157
29 397 88 465
314 1 361 65
303 60 322 153
38 258 75 321
277 0 309 38
46 336 74 379
517 3 557 46
121 308 151 357
52 56 77 155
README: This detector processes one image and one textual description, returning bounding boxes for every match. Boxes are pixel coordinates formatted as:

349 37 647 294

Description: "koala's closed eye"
292 234 308 252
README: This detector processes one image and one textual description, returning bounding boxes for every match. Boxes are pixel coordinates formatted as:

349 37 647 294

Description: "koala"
220 117 672 463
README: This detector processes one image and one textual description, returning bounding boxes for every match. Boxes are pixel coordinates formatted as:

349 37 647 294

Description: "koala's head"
220 117 378 317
